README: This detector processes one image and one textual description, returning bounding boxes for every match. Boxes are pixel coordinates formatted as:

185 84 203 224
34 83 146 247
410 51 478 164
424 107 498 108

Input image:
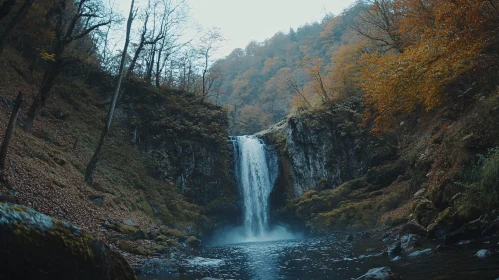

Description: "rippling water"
138 235 499 280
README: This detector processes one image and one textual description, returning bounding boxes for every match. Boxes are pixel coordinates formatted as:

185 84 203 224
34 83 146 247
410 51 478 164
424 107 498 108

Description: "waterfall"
232 135 278 239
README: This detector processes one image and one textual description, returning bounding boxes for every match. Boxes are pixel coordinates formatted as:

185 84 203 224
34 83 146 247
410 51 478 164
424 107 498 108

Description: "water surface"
138 235 499 280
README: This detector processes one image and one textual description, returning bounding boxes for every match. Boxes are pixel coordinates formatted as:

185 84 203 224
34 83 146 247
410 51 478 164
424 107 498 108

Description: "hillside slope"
0 47 237 248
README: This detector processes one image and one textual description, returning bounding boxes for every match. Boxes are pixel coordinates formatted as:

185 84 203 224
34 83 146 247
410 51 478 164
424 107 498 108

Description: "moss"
166 229 186 240
0 203 135 279
116 224 138 234
427 207 460 238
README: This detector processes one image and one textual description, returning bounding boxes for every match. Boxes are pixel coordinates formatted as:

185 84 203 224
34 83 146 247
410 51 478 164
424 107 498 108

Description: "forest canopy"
212 0 499 135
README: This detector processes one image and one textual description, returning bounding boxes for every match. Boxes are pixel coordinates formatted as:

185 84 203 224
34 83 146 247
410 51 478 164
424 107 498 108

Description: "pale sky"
116 0 357 59
188 0 357 58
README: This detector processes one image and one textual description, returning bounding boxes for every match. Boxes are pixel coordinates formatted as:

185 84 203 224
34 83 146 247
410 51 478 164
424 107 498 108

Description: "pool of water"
137 235 499 280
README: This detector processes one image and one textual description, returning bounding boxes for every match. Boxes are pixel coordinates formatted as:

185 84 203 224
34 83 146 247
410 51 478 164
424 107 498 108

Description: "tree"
360 0 499 133
0 0 35 57
0 92 23 181
85 0 136 185
350 0 404 53
197 27 223 101
23 0 112 132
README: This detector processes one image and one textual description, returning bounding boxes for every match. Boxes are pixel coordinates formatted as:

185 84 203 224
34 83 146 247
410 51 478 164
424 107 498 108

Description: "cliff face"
261 91 499 237
118 83 240 228
260 98 396 200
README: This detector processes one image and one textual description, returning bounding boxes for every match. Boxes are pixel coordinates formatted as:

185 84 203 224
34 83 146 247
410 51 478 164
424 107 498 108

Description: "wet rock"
358 267 398 280
400 234 420 252
481 221 499 238
408 248 432 258
0 203 135 279
361 232 371 239
444 218 483 245
347 234 354 242
391 256 401 262
185 236 201 247
387 241 402 255
476 249 490 258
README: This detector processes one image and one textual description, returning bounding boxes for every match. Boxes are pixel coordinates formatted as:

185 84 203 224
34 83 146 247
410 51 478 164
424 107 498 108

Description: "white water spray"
233 135 278 238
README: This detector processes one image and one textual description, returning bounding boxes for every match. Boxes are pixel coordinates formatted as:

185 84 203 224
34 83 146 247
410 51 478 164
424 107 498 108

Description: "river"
137 234 499 279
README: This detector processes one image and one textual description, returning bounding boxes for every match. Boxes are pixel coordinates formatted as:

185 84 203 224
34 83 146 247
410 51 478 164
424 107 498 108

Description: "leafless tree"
23 0 113 132
85 0 136 185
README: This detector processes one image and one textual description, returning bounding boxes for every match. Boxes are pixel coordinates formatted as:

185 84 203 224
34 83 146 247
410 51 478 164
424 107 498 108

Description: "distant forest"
212 0 499 135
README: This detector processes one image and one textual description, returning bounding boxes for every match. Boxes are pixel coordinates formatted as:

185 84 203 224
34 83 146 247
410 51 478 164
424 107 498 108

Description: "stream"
137 235 499 280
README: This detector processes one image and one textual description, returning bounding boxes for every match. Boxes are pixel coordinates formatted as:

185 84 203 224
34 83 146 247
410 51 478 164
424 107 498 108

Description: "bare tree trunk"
0 91 23 180
0 0 34 57
85 0 135 185
24 58 62 132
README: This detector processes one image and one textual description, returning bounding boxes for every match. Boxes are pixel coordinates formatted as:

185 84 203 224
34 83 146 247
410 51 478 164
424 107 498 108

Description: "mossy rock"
185 236 201 247
117 240 152 256
132 229 148 240
154 235 169 242
414 200 439 227
153 245 165 253
166 229 186 240
133 246 152 256
117 240 137 252
0 203 135 280
166 239 181 248
427 207 460 238
116 223 138 235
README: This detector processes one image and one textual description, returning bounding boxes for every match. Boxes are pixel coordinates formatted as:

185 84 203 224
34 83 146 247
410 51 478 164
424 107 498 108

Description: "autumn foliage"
359 0 499 132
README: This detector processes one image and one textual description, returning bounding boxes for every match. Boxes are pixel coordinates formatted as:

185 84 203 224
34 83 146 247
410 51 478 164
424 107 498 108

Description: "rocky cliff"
259 97 396 200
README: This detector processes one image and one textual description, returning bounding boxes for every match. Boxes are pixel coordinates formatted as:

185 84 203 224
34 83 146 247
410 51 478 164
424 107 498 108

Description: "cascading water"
232 135 278 239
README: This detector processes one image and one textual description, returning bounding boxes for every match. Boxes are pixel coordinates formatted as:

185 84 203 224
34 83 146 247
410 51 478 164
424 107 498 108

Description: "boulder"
427 207 460 239
400 221 427 236
117 240 152 256
400 234 420 252
0 203 135 280
155 235 169 242
444 219 483 245
346 234 354 242
185 236 201 247
476 249 490 258
408 248 432 258
387 241 402 255
413 200 439 227
358 267 398 280
166 229 187 240
133 229 149 240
